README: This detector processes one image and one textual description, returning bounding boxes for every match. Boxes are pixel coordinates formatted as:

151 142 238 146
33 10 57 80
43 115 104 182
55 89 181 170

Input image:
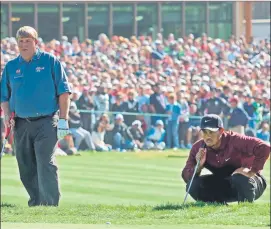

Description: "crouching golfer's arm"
182 141 206 183
232 135 270 178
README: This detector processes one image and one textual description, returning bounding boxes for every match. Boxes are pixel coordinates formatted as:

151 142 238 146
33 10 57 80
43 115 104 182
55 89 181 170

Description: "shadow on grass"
1 202 16 208
153 202 226 211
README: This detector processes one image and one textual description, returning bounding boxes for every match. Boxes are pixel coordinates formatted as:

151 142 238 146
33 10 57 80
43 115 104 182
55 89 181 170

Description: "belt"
17 114 53 122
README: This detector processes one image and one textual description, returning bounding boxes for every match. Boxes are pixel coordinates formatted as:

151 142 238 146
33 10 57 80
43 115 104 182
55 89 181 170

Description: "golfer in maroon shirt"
182 114 270 203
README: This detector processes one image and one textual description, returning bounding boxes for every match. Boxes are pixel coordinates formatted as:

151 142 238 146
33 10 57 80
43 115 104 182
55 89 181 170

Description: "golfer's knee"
231 173 255 202
186 177 201 200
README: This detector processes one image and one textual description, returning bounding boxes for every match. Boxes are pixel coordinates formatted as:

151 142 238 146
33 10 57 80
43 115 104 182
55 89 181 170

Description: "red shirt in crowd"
182 131 270 183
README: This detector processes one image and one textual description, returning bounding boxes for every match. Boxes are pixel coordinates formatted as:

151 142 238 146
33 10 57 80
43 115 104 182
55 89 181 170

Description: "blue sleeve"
0 64 11 103
241 108 250 122
178 104 182 114
147 128 155 139
256 131 261 139
158 131 166 143
52 57 72 96
166 105 169 112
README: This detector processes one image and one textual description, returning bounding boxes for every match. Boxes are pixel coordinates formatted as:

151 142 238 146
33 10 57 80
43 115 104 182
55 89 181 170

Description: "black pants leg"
230 173 267 202
14 119 40 207
187 173 266 203
33 116 60 206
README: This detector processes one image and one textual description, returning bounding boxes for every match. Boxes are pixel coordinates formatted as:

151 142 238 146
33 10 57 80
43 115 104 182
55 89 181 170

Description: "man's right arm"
181 142 202 183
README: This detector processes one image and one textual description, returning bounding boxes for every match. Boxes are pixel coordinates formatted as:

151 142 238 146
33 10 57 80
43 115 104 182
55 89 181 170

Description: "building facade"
252 1 270 41
0 1 258 42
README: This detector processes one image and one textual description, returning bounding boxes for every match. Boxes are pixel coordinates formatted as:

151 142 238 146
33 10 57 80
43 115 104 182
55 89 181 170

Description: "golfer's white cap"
115 114 124 120
156 120 164 126
132 120 142 126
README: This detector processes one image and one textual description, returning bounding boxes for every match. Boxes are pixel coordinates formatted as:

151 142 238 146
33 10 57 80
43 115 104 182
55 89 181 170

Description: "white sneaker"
173 147 178 151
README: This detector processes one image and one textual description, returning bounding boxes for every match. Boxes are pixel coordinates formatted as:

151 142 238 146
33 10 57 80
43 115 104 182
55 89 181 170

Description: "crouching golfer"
182 114 270 203
1 26 71 206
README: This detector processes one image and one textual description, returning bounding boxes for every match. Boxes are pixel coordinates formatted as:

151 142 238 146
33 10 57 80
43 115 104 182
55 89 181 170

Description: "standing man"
1 26 71 207
228 97 250 135
149 83 167 125
182 114 269 203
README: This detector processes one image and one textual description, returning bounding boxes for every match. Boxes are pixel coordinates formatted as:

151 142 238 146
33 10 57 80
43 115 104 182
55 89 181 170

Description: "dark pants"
14 115 60 207
81 113 92 132
187 173 266 203
178 121 189 144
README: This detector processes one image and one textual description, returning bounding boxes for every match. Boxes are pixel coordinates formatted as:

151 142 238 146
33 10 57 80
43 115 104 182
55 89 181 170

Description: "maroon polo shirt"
182 131 270 183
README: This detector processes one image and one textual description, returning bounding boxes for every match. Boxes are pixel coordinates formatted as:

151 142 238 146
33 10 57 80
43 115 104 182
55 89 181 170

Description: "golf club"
1 112 15 159
182 143 207 207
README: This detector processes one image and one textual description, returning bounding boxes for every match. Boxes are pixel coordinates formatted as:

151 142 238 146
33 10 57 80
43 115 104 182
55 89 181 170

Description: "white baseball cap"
115 114 124 120
156 120 164 126
132 120 142 126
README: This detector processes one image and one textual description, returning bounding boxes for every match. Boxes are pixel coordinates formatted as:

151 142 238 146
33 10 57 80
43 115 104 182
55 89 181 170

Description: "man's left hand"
232 167 256 178
57 119 70 140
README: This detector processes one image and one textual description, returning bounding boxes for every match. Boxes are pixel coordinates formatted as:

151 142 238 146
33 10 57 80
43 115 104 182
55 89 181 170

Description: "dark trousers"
81 114 92 132
14 115 60 207
178 121 189 144
187 173 266 203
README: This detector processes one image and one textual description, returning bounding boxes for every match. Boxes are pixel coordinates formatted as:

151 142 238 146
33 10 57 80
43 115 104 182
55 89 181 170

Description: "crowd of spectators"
1 32 270 154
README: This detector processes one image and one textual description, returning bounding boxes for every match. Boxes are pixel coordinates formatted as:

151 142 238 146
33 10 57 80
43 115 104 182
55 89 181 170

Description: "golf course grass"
1 150 270 229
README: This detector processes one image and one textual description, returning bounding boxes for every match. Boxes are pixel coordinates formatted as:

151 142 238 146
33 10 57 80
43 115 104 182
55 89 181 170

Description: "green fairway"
1 151 270 228
2 223 270 229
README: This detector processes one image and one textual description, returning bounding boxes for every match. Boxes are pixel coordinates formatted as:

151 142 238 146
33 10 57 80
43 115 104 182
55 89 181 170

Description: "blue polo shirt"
1 49 71 118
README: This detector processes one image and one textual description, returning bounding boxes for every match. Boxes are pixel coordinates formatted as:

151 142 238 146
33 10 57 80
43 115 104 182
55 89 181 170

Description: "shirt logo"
14 69 23 78
225 158 231 162
36 67 45 72
204 120 211 123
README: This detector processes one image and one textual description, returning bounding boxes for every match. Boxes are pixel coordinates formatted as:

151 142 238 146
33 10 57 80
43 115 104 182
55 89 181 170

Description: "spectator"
243 94 258 129
165 93 181 149
137 84 152 130
94 85 110 117
220 85 231 101
145 120 166 150
122 90 139 126
111 93 125 115
126 120 145 150
149 83 167 125
68 102 95 151
76 87 96 132
91 120 112 152
256 122 270 143
177 91 190 149
187 103 202 145
201 87 229 117
111 114 128 151
228 97 250 134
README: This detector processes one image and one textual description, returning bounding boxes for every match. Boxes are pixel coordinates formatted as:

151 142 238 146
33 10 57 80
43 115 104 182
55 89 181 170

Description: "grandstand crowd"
1 32 270 155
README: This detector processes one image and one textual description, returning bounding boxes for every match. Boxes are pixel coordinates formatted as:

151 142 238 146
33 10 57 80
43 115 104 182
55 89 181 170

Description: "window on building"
113 4 133 38
88 3 109 40
162 2 182 38
1 4 9 39
38 4 60 41
11 4 35 37
209 2 233 39
137 3 158 37
253 2 271 20
63 3 85 42
185 2 206 38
